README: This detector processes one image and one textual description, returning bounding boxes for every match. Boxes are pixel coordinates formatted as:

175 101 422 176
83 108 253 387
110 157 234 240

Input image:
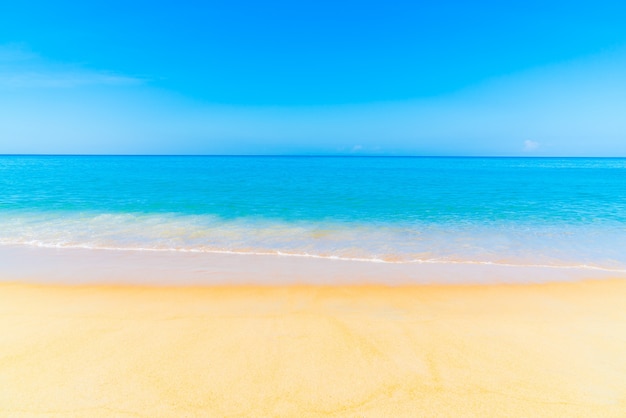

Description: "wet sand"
1 279 626 417
3 245 624 285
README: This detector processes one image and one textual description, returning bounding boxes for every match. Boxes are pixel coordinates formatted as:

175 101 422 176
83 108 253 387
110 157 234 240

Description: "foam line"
2 241 625 274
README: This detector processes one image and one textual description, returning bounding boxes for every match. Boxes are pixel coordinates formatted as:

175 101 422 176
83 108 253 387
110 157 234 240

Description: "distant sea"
1 156 625 272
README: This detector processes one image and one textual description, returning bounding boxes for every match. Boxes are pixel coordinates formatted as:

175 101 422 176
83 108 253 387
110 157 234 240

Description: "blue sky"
1 0 625 155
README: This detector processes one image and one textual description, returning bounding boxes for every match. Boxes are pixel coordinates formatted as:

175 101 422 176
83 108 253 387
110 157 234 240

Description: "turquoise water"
1 156 625 270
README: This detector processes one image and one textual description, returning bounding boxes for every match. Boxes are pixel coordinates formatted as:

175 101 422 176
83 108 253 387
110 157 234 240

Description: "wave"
2 237 626 275
1 210 626 273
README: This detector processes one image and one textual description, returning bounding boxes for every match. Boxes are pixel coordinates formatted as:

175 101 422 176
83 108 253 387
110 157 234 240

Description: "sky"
1 0 626 156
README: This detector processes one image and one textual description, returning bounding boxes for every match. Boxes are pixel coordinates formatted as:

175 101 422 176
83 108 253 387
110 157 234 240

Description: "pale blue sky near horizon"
1 0 626 156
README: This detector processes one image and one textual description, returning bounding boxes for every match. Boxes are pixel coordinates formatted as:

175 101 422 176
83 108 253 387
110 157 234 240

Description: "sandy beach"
1 279 625 417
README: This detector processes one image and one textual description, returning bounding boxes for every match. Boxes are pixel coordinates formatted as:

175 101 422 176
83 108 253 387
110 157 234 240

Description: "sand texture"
1 280 626 417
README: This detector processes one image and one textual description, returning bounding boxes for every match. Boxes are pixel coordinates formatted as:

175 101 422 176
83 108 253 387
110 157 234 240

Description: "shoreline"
1 279 626 416
2 244 625 286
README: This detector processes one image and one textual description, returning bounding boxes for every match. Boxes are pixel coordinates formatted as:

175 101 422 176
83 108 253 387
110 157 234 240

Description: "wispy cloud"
1 45 626 156
0 71 141 88
0 44 143 89
0 43 38 62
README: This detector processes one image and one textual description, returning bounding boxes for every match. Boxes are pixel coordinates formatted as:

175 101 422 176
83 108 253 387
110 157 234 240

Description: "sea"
1 155 626 282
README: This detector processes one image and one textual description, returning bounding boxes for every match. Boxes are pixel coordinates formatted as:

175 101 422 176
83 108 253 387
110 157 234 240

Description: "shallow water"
1 156 625 275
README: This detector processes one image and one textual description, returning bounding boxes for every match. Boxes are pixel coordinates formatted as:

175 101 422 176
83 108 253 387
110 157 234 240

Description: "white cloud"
523 140 540 152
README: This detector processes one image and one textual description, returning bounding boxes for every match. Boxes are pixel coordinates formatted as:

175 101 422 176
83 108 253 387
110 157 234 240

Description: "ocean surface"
1 156 625 273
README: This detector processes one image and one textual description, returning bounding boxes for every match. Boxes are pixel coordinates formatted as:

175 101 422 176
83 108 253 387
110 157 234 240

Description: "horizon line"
1 154 625 159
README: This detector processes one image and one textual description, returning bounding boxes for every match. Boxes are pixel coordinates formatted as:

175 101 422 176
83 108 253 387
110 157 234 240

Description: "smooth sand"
1 280 626 417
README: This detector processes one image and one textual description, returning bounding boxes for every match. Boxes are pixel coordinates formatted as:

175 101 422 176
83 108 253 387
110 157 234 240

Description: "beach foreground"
1 280 625 417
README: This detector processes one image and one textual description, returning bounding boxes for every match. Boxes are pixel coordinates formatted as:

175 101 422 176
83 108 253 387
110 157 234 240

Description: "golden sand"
1 280 626 417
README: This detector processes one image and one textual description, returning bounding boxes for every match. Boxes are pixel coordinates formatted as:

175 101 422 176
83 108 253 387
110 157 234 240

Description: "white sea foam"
1 210 625 274
2 240 625 274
